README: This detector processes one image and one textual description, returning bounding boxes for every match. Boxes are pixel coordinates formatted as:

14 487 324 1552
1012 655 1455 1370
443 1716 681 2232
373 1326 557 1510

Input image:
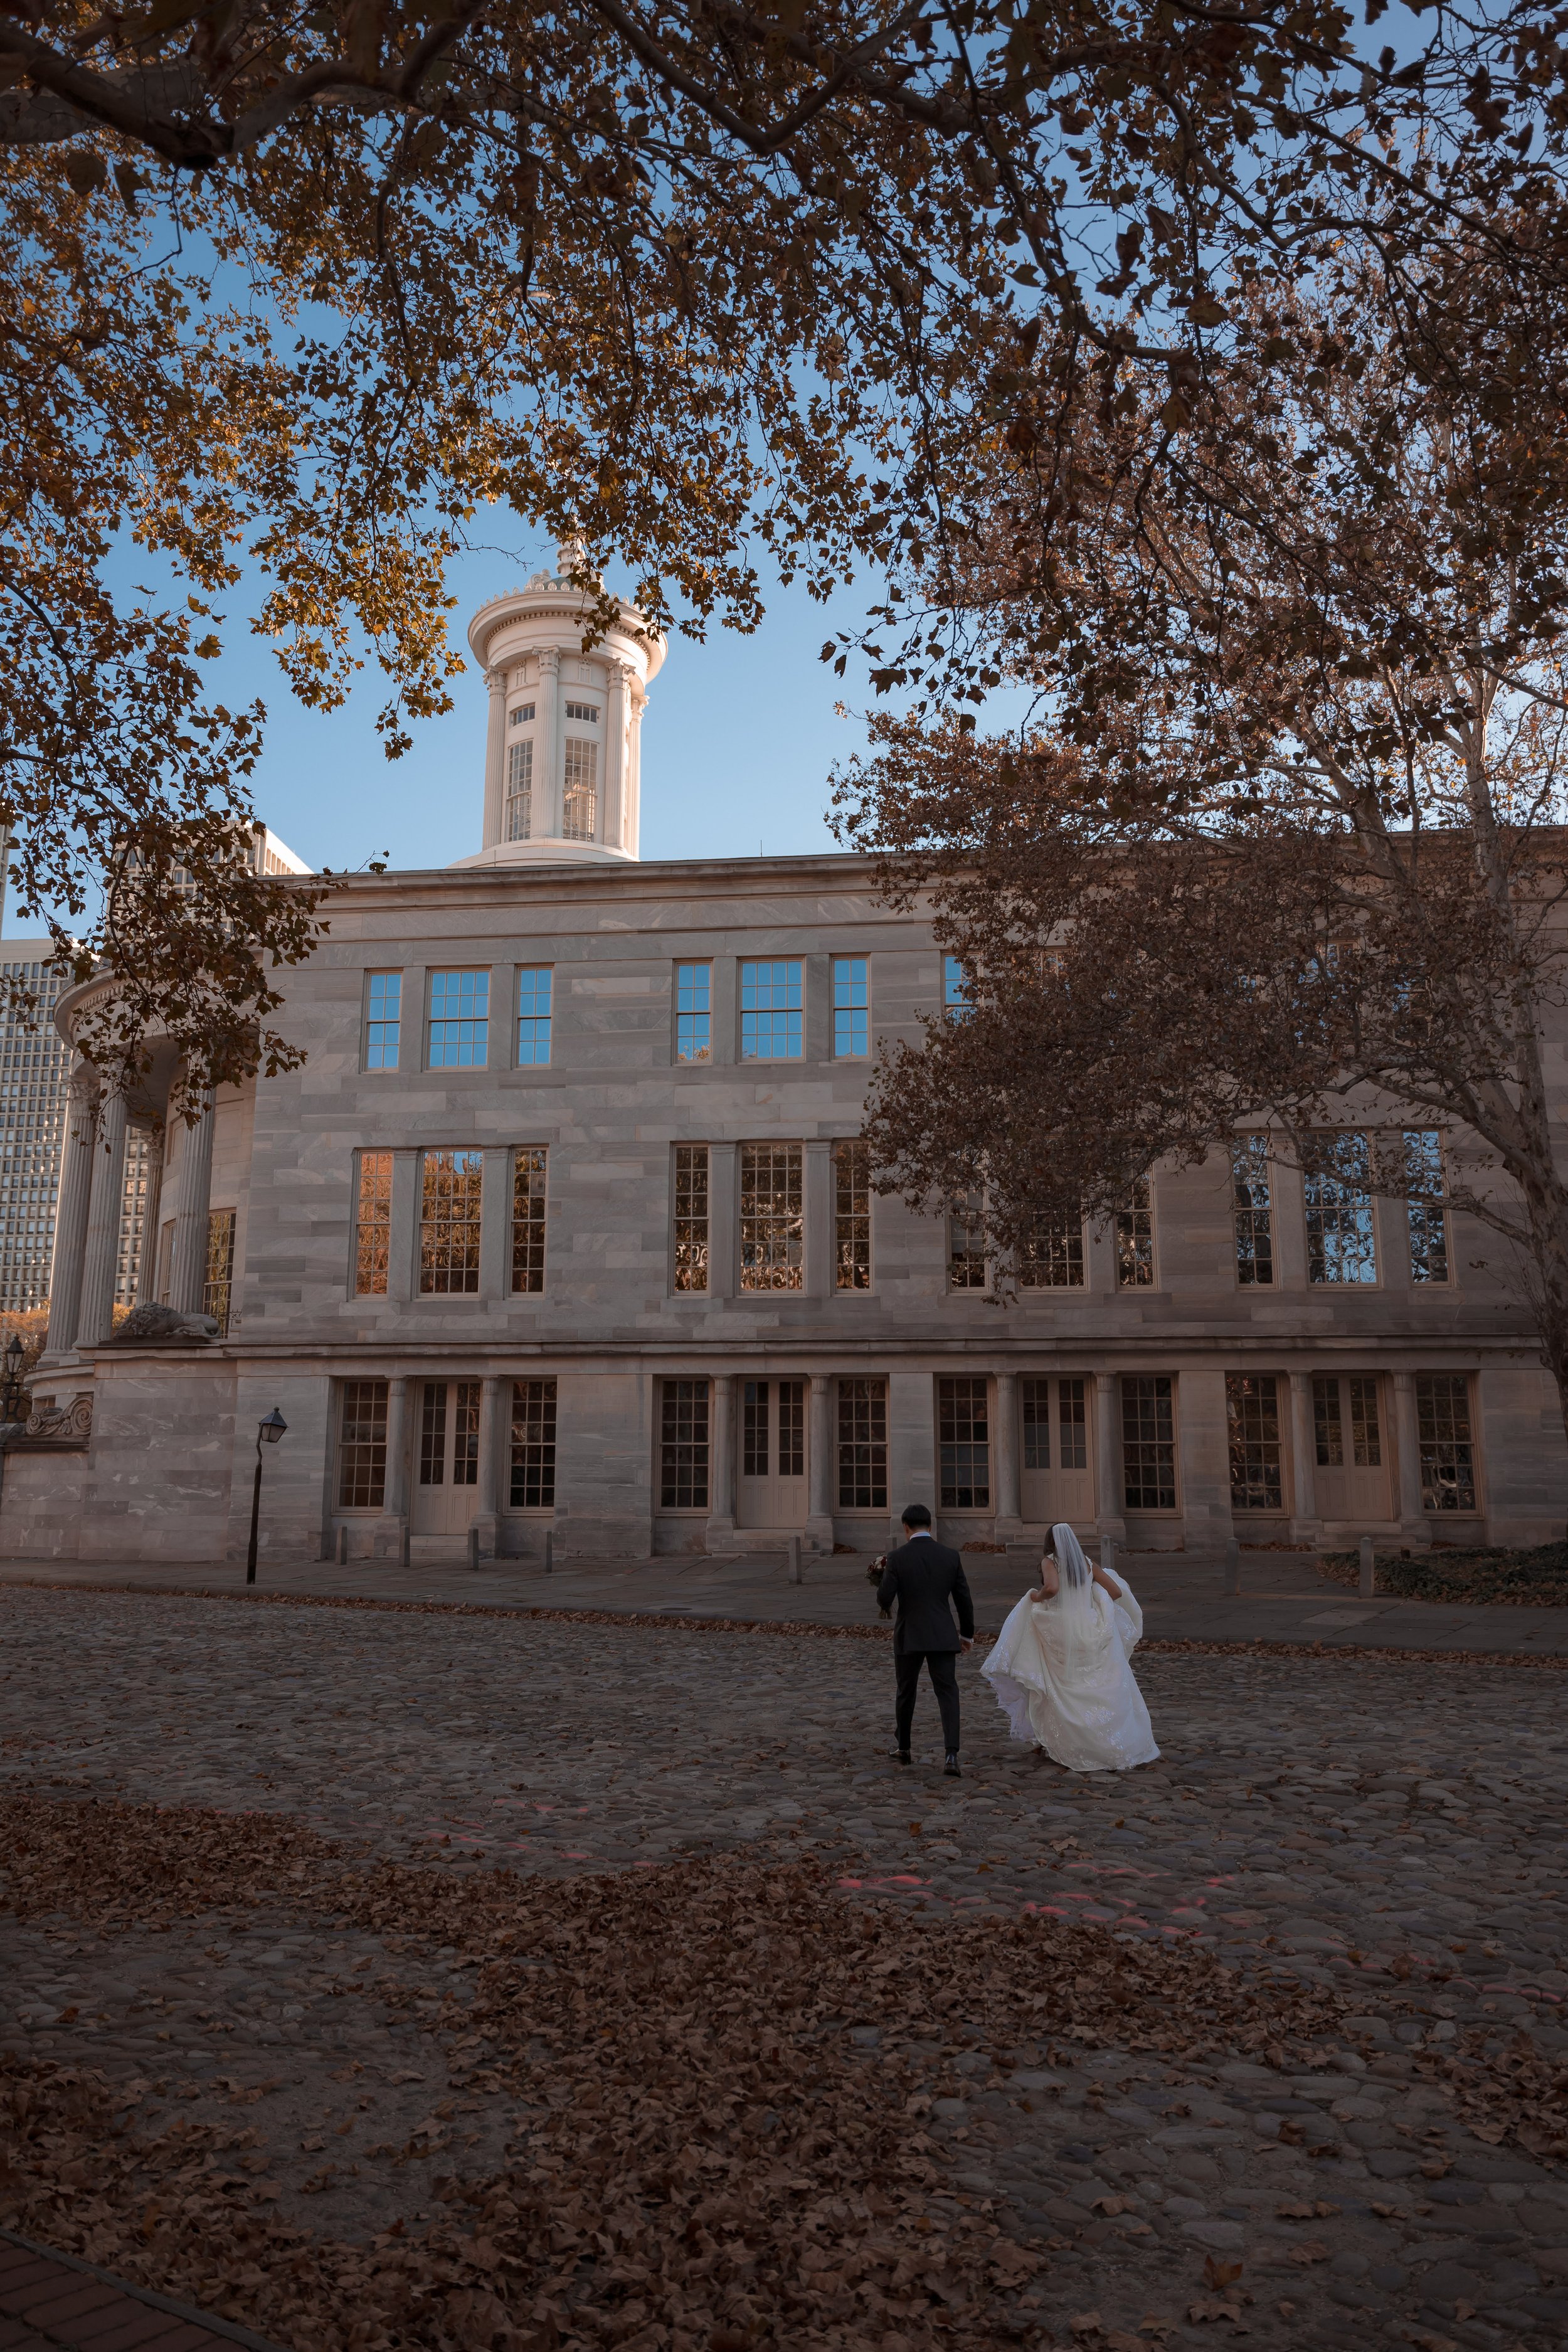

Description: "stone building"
6 558 1565 1567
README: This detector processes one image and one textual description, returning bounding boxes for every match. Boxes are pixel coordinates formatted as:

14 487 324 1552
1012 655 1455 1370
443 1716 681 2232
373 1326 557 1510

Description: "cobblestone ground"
1 1587 1565 2352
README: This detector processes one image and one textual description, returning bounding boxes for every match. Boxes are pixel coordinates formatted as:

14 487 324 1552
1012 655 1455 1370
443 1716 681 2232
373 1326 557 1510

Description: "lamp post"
0 1335 25 1426
245 1407 288 1586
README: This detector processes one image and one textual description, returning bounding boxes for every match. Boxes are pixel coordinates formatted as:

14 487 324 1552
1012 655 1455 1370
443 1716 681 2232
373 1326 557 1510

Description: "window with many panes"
1020 1208 1084 1288
419 1148 483 1293
938 1375 990 1508
337 1379 388 1507
506 738 533 840
743 1378 804 1476
1022 1375 1087 1469
660 1378 709 1509
1417 1374 1476 1512
943 955 970 1020
509 701 536 726
512 1147 547 1292
203 1208 236 1337
1116 1178 1155 1287
834 1138 870 1290
740 1142 803 1290
516 968 552 1065
948 1191 987 1291
1121 1375 1176 1510
420 1379 480 1488
739 960 803 1059
427 970 489 1067
837 1377 887 1510
674 1145 709 1292
366 972 401 1070
833 956 869 1056
1226 1373 1283 1510
562 738 598 839
510 1377 557 1508
1313 1373 1382 1467
1232 1137 1274 1285
354 1150 393 1295
1405 1130 1449 1283
1304 1131 1377 1283
675 963 711 1062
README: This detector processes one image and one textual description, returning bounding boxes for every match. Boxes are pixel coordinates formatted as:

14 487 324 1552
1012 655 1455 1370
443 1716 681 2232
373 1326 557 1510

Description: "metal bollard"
337 1523 348 1566
468 1522 480 1571
1224 1537 1241 1597
1359 1535 1375 1597
401 1522 411 1568
544 1530 553 1576
788 1534 802 1586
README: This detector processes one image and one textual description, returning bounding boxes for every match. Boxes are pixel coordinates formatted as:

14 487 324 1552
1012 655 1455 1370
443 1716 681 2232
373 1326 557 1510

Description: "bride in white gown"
982 1523 1160 1772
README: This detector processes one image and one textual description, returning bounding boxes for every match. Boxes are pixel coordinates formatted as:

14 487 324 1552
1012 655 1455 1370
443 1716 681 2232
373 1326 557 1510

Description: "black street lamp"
245 1407 288 1587
0 1335 25 1426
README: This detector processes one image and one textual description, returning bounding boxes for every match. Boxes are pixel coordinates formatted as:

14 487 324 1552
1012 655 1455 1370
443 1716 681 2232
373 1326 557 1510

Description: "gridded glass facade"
1232 1137 1273 1286
427 970 489 1068
117 1127 152 1310
1226 1373 1283 1511
337 1379 388 1508
660 1377 709 1510
506 739 534 840
354 1150 393 1296
948 1192 986 1291
1304 1131 1377 1283
743 1378 803 1476
0 956 70 1313
516 968 552 1064
834 1138 870 1290
1417 1375 1476 1512
419 1148 483 1293
837 1377 887 1510
938 1375 990 1509
1313 1374 1382 1467
366 972 401 1070
739 960 803 1059
674 1144 709 1291
1405 1130 1449 1283
1121 1375 1176 1510
511 1377 558 1508
512 1147 547 1293
1020 1209 1083 1288
832 956 869 1056
739 1142 803 1291
1115 1178 1155 1288
1022 1375 1086 1470
563 738 598 840
203 1207 236 1337
675 963 711 1062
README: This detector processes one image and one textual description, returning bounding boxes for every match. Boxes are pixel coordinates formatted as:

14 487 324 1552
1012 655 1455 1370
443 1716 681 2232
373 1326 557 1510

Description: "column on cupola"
166 1088 216 1316
537 648 562 839
43 1063 97 1356
625 686 644 857
482 666 508 850
134 1133 164 1306
74 1086 129 1347
605 659 632 851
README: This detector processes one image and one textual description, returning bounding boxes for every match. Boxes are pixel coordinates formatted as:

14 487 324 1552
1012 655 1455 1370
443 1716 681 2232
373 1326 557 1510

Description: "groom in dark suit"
876 1503 975 1777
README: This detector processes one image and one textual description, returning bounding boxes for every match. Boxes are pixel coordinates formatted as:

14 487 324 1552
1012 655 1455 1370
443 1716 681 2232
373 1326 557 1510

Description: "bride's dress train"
982 1549 1160 1773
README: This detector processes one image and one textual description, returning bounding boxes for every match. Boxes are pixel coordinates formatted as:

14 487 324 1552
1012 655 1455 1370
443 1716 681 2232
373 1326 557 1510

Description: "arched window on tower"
506 738 533 840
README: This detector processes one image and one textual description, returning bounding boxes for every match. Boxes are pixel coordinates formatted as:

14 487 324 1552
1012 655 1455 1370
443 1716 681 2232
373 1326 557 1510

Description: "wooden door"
1312 1374 1393 1523
736 1378 809 1528
1019 1375 1096 1527
411 1379 482 1535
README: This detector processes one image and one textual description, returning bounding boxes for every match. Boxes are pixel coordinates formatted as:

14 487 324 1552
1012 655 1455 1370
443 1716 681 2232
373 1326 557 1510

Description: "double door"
1020 1374 1095 1526
411 1378 482 1535
1312 1373 1392 1523
737 1377 808 1527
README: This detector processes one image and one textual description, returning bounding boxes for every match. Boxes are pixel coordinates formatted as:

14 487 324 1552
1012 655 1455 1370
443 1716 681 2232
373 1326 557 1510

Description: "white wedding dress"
982 1524 1160 1772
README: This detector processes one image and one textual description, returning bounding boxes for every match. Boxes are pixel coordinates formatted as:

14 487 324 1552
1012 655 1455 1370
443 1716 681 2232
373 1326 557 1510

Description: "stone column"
382 1375 410 1518
1094 1371 1127 1540
538 649 562 840
473 1372 501 1559
75 1088 129 1347
1288 1370 1319 1540
803 1138 834 1296
134 1135 164 1307
1392 1370 1428 1539
708 1144 736 1298
166 1089 216 1315
994 1370 1022 1536
807 1373 834 1551
605 659 632 850
706 1372 736 1550
43 1067 97 1358
482 667 508 850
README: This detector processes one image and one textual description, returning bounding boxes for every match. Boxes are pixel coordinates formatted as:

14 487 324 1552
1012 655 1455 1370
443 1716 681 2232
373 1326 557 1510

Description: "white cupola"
449 550 665 870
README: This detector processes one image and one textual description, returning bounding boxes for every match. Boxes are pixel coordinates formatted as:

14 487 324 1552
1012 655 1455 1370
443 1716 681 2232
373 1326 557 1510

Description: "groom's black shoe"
944 1754 962 1777
889 1745 912 1764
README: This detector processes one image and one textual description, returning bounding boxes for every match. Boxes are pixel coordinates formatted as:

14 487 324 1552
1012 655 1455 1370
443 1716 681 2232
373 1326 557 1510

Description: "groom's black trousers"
894 1648 961 1754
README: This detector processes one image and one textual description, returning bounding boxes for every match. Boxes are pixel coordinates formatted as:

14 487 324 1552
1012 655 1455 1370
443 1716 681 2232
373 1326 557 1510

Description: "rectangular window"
1022 1375 1050 1470
943 955 970 1020
516 967 553 1065
1020 1208 1084 1289
1121 1374 1176 1510
743 1378 805 1478
419 1380 447 1485
948 1190 987 1291
742 1379 769 1478
659 1377 709 1510
337 1379 388 1508
1232 1137 1274 1286
837 1377 887 1510
506 739 534 841
427 970 489 1068
739 1141 803 1291
739 959 803 1059
1417 1374 1476 1512
832 956 869 1056
203 1207 236 1337
452 1379 481 1486
419 1148 483 1293
674 1144 709 1292
512 1147 547 1293
675 961 712 1063
1304 1131 1377 1284
354 1149 393 1296
366 972 401 1071
938 1375 990 1509
1020 1375 1088 1471
1349 1374 1382 1466
1226 1373 1283 1511
563 738 598 840
509 701 536 725
1314 1374 1383 1467
1313 1374 1343 1468
510 1377 557 1509
1405 1130 1450 1283
1116 1178 1155 1288
834 1137 871 1290
563 699 600 723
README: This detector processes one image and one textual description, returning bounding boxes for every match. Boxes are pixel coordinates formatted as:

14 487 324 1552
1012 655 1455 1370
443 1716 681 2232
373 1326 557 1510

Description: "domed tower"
451 551 665 870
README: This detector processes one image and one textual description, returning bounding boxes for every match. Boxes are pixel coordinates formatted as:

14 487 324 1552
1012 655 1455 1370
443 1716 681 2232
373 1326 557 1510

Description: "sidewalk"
0 2227 289 2352
3 1545 1566 1654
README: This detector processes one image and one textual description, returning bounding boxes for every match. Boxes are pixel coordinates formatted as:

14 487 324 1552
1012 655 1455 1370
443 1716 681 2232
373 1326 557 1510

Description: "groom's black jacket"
877 1538 975 1656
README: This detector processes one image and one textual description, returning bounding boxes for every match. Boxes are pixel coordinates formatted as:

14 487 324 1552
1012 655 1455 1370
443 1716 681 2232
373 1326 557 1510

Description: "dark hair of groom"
901 1502 933 1529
